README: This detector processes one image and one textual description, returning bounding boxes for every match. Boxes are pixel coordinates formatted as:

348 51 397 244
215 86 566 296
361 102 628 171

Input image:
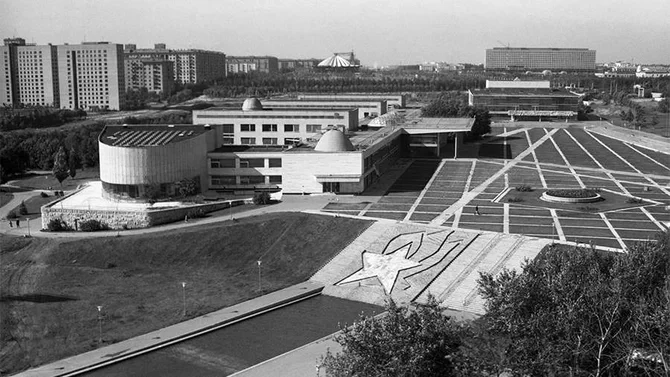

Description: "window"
262 137 278 145
240 175 265 185
240 137 256 145
241 124 255 132
268 158 282 168
284 137 300 145
262 124 278 132
269 175 282 184
222 124 234 133
284 124 299 132
210 159 235 168
306 124 321 133
211 175 236 185
239 158 264 168
222 136 234 144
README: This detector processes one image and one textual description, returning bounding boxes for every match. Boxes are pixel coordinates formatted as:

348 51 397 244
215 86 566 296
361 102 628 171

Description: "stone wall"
41 198 251 231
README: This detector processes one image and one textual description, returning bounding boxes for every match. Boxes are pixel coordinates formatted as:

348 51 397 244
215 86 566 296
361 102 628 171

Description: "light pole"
181 282 186 317
96 306 103 344
26 218 30 237
257 260 262 293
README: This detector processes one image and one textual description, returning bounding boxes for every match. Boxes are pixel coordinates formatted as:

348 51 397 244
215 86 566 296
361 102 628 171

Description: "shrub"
546 189 598 198
40 192 49 198
507 197 524 203
18 200 28 215
79 219 110 232
515 184 533 192
47 218 71 232
6 210 17 219
253 192 271 205
187 208 206 219
626 197 644 204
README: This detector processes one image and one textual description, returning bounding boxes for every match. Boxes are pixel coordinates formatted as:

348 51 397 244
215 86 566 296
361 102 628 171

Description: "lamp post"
26 218 30 237
96 306 103 344
181 282 186 317
257 260 262 293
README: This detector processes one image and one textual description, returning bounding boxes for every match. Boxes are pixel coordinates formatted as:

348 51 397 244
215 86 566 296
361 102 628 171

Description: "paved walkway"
14 282 324 377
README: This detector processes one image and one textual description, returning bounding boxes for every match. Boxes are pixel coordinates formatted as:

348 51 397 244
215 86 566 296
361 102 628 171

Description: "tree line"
0 123 102 183
420 91 492 138
323 232 670 376
0 106 87 131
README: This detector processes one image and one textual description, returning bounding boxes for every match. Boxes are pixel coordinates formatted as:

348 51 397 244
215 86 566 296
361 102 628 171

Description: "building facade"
469 86 580 121
226 56 278 74
125 58 174 94
124 44 226 84
1 38 60 107
262 99 387 119
297 93 407 110
278 58 320 72
57 42 125 110
486 47 596 72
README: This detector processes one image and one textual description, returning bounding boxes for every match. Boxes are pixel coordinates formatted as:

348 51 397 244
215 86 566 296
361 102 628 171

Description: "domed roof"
314 129 355 152
242 97 263 111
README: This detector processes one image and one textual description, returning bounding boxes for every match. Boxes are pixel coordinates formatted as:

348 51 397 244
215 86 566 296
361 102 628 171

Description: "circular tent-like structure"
317 52 360 72
314 129 356 152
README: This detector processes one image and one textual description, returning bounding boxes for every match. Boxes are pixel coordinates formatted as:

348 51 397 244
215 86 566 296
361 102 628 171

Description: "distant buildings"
316 52 360 71
486 47 596 72
124 44 226 85
278 58 320 72
124 58 174 94
419 62 464 72
469 80 581 121
1 38 125 110
227 56 279 74
297 93 407 111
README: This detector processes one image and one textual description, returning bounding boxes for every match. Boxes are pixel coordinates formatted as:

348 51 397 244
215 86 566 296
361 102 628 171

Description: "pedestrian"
16 219 20 227
475 205 480 216
184 214 189 223
9 219 13 228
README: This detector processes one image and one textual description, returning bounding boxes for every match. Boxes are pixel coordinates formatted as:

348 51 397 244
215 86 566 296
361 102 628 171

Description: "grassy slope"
0 212 371 375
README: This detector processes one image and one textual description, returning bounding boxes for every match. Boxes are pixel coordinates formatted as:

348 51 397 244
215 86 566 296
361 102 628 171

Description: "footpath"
14 281 324 377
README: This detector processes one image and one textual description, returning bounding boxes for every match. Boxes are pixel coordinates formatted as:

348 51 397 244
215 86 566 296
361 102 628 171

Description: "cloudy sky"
1 0 668 66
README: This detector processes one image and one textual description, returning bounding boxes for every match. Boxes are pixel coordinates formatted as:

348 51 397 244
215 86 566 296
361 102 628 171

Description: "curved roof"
314 129 355 152
242 97 263 111
318 54 352 68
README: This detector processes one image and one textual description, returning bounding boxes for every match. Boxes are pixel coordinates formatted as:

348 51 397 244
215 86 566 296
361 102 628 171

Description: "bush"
546 189 598 198
253 192 271 205
6 210 17 219
187 208 206 219
507 197 524 203
79 219 110 232
19 200 29 215
626 197 644 204
40 192 49 198
515 184 533 192
47 218 71 232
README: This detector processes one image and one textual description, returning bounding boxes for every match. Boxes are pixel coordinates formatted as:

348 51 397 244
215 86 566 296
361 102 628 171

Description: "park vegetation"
323 231 670 377
420 91 492 138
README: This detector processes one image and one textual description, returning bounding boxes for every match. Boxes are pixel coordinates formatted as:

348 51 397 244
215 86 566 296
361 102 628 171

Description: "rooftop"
100 125 210 147
469 88 580 98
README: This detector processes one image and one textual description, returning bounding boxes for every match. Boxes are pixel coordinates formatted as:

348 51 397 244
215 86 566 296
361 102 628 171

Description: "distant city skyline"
1 0 669 66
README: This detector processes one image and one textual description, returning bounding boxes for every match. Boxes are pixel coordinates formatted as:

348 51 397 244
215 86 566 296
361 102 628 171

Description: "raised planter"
541 191 602 204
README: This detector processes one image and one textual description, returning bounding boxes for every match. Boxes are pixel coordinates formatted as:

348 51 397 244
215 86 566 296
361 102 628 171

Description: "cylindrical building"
98 124 212 201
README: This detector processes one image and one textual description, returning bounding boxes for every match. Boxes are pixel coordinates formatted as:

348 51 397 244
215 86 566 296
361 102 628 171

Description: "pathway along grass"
0 212 372 376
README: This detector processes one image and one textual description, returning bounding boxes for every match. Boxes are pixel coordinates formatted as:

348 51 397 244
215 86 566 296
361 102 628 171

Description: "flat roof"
100 125 210 147
470 88 580 98
403 118 474 131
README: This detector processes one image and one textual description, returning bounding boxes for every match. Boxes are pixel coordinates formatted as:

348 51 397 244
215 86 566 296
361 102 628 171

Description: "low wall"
541 192 602 204
41 199 251 231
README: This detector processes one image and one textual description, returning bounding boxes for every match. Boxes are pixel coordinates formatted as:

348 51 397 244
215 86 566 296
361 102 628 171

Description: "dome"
242 97 263 111
314 129 355 152
318 55 352 68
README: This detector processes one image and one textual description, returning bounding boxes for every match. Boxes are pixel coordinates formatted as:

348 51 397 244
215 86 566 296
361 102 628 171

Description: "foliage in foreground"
323 232 670 377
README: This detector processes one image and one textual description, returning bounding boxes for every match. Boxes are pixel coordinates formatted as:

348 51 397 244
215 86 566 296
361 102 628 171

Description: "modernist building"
278 58 320 72
486 47 596 72
1 38 60 107
57 42 126 110
469 81 581 121
297 93 407 110
124 44 226 84
226 56 278 74
98 124 215 200
124 58 174 94
262 99 387 119
192 98 359 146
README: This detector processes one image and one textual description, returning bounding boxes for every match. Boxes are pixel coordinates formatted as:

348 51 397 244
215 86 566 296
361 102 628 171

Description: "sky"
1 0 669 66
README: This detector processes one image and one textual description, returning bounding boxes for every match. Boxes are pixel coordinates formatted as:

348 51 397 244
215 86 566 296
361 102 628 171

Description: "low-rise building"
262 99 387 119
298 93 407 110
227 56 278 74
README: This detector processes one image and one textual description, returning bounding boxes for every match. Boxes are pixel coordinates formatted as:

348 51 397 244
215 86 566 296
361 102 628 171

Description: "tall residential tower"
486 47 596 72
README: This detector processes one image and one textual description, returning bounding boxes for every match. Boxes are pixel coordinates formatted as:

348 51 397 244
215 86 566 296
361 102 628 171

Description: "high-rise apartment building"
227 56 278 74
486 47 596 72
1 38 125 110
125 58 174 94
124 44 226 84
1 38 60 107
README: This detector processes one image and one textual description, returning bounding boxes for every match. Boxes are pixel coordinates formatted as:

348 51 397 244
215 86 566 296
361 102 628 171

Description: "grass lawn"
7 169 100 191
0 192 14 209
0 212 371 376
6 194 56 220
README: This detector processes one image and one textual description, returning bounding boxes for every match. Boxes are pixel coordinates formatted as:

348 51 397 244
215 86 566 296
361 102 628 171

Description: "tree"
68 146 77 179
52 146 69 187
19 200 28 215
658 98 669 113
321 297 470 376
477 233 670 376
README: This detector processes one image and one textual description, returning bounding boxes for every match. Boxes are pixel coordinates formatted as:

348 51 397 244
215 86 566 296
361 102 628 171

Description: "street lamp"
181 282 186 317
257 260 262 293
96 306 103 344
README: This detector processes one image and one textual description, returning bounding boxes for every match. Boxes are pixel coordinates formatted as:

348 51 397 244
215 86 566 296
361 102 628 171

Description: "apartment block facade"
1 38 59 107
486 47 596 72
124 44 226 84
227 56 278 74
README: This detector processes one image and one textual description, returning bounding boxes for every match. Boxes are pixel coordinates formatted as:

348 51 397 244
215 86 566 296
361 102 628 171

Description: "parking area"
324 126 669 250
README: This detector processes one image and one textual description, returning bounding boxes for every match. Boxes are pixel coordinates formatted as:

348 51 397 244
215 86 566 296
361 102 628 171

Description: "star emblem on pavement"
338 244 422 294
